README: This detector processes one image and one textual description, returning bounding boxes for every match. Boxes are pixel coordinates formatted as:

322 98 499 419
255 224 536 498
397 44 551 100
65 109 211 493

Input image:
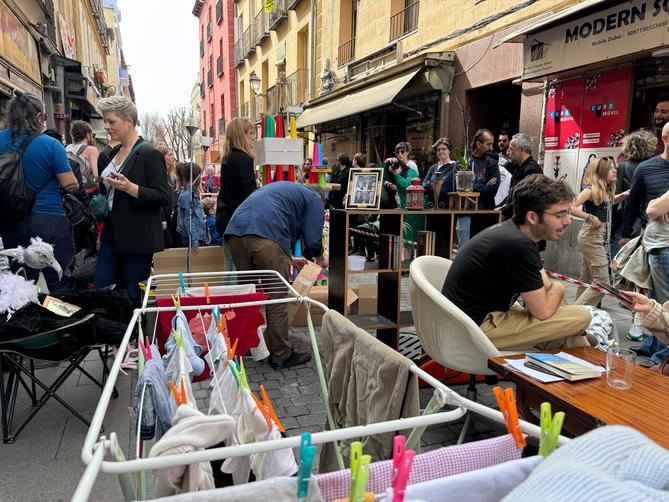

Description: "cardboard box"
153 246 225 274
254 137 304 165
356 283 378 315
290 286 358 327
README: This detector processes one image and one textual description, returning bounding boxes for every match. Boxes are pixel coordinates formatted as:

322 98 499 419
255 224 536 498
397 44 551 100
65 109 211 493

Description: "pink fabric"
188 313 211 348
315 434 522 502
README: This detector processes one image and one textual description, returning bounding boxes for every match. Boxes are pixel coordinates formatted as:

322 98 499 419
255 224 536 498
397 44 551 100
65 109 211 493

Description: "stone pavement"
0 281 637 501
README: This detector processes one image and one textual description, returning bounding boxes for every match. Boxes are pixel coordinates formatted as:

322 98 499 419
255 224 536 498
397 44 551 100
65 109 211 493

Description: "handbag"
63 192 95 228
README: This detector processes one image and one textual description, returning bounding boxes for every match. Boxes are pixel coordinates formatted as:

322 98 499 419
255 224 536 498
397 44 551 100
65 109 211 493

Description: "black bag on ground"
0 133 39 221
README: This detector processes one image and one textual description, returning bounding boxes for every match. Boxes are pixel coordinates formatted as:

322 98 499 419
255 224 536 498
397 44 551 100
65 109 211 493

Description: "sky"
116 0 199 118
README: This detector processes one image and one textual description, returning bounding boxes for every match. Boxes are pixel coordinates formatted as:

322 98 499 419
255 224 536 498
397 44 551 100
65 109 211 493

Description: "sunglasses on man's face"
396 149 406 154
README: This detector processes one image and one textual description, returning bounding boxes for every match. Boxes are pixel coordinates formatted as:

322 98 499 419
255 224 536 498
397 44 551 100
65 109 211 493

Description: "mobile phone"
592 280 633 303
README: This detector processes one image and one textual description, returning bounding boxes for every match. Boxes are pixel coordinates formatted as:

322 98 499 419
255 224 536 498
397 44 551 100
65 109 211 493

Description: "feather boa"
0 272 39 318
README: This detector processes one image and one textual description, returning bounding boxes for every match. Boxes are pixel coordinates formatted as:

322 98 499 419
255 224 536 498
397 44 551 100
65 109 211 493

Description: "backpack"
0 133 39 222
67 144 97 190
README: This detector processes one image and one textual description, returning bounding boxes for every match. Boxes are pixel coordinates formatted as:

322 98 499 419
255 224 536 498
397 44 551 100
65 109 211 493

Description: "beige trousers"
480 305 591 352
575 223 609 306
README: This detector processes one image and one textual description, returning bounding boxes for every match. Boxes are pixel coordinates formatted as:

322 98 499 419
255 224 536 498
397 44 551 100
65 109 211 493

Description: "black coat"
502 156 543 220
329 166 349 209
216 147 256 235
98 139 170 255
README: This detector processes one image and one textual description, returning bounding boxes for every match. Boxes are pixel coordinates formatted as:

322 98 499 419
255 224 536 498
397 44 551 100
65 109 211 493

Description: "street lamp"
249 71 261 95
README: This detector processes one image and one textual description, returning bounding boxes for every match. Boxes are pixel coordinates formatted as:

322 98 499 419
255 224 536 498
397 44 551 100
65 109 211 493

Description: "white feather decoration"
0 272 39 317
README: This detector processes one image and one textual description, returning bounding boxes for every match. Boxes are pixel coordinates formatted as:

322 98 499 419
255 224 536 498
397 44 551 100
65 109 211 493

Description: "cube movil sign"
523 1 669 79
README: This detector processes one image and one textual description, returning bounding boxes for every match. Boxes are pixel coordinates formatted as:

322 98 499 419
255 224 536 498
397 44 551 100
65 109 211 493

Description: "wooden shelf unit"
328 208 502 349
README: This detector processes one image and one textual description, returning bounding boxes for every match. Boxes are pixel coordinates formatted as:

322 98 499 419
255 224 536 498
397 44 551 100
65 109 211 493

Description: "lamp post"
184 124 199 275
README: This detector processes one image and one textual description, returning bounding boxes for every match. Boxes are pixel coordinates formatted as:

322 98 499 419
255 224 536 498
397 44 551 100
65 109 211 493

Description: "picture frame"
345 167 383 210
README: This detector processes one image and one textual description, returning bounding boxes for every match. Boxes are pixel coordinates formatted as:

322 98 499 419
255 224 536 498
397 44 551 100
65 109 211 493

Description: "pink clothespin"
391 435 415 502
138 336 152 361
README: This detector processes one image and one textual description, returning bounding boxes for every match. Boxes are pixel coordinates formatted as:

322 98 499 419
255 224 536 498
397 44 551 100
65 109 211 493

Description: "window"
337 0 355 66
216 0 223 23
220 94 225 116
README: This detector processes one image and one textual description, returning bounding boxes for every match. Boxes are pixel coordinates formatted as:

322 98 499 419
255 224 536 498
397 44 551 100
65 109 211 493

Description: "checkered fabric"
315 434 521 501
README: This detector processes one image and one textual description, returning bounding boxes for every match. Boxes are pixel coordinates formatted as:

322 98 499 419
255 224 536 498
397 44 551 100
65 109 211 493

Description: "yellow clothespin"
539 402 564 457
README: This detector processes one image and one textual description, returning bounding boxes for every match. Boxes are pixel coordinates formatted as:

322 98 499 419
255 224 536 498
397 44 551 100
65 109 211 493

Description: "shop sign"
57 12 76 60
0 0 41 84
524 1 669 79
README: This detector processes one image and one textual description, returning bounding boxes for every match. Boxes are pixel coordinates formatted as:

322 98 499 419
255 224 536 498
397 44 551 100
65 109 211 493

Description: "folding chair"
0 313 119 444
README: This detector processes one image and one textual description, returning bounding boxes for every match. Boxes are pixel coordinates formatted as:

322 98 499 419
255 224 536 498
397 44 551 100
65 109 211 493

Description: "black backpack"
0 133 39 221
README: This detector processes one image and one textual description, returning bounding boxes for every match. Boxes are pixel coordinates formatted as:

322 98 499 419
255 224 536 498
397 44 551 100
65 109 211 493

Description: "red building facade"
193 0 237 165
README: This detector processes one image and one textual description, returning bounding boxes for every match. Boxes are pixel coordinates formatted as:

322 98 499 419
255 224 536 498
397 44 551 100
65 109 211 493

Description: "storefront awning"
496 0 609 45
296 69 421 129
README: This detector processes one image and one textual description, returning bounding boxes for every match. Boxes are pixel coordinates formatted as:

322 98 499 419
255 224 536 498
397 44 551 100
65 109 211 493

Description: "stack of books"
378 234 402 269
526 353 602 381
416 231 436 257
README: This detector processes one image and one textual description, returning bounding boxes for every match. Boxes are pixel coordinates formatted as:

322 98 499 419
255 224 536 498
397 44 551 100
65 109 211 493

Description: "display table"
488 347 669 449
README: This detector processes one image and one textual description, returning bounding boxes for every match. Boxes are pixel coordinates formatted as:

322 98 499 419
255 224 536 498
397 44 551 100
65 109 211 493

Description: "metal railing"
240 101 250 119
254 10 270 46
207 21 212 41
242 25 255 57
216 56 223 76
390 1 419 41
338 38 355 66
266 85 279 114
207 70 212 87
287 0 303 8
269 0 288 30
234 40 243 67
285 68 308 106
253 95 264 122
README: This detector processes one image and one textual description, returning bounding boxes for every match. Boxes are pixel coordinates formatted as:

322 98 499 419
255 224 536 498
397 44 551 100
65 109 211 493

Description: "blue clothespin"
227 359 240 386
178 272 186 294
297 433 316 499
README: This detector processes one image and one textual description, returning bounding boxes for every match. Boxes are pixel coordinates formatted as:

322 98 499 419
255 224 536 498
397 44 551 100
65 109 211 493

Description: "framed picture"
346 167 383 209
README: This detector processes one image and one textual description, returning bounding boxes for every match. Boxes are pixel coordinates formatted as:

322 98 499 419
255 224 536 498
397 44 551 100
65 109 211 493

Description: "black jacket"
216 147 256 235
98 139 170 255
328 166 349 209
502 156 543 220
469 154 500 210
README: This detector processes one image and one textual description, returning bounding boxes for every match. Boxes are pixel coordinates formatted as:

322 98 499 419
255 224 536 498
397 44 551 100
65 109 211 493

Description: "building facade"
193 0 237 165
190 79 203 165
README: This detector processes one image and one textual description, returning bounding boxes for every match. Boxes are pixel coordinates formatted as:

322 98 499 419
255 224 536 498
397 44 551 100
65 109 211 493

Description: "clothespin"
297 433 316 499
169 378 187 407
227 359 241 386
391 435 415 502
352 454 371 502
218 316 228 337
260 384 285 433
228 338 238 360
204 282 210 304
178 272 186 294
171 293 181 310
493 386 526 449
238 357 249 390
138 336 152 361
250 391 273 430
538 402 564 457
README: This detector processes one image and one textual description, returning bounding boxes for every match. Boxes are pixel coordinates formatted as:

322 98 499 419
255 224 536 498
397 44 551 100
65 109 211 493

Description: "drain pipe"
538 77 549 167
309 0 317 100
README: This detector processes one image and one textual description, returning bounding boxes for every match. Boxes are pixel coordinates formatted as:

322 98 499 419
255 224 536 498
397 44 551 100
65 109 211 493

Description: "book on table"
526 353 602 381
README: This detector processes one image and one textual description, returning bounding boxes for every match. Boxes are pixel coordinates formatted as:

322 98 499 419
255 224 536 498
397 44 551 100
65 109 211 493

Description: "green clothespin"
349 441 362 500
538 402 564 457
173 329 185 351
352 455 371 502
238 356 250 390
171 293 181 310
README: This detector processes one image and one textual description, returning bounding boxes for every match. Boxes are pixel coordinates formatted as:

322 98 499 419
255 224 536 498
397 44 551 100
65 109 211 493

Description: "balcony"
390 1 419 41
216 56 223 76
285 68 308 107
207 70 213 87
266 85 280 114
215 0 223 23
268 0 288 30
206 22 212 41
253 95 264 122
218 117 226 135
234 40 243 67
287 0 303 9
200 82 205 97
209 125 215 138
200 38 204 57
254 10 270 46
338 38 355 67
242 25 255 58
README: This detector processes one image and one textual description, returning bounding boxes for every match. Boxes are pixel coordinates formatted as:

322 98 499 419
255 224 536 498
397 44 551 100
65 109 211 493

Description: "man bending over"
442 174 591 351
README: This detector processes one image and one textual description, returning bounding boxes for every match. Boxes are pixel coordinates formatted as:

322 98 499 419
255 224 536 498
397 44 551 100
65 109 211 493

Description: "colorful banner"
544 78 584 151
0 0 40 84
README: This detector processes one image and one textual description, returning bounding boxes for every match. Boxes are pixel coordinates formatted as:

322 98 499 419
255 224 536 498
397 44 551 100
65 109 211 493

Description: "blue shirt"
177 190 208 245
0 129 71 215
224 181 325 259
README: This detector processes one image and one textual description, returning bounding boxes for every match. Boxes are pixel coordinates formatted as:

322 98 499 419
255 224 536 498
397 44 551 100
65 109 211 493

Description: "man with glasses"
501 133 543 220
442 174 591 351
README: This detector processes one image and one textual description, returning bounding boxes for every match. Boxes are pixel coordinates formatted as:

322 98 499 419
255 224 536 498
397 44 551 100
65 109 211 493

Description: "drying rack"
74 270 568 501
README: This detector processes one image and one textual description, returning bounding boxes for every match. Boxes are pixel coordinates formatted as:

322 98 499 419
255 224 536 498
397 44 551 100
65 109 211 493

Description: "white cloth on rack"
503 426 669 501
250 324 270 361
251 422 298 481
382 456 542 502
149 405 235 497
149 476 323 501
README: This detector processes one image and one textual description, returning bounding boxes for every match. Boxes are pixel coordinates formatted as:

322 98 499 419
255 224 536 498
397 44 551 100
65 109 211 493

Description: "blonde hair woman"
215 118 257 270
570 157 629 305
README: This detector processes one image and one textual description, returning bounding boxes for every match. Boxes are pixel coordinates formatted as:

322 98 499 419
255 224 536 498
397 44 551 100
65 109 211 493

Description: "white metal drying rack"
74 270 568 502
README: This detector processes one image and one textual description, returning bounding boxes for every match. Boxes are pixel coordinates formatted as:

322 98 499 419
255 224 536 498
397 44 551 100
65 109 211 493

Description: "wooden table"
448 191 479 210
488 347 669 450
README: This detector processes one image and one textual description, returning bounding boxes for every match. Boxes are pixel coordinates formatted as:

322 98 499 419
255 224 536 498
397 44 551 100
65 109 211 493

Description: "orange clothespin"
250 391 274 430
227 338 238 360
218 316 228 337
260 384 285 433
493 386 526 449
204 282 210 304
169 378 188 407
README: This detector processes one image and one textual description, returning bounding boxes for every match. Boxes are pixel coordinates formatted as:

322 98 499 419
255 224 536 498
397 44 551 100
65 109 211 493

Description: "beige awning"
496 0 609 46
296 69 421 129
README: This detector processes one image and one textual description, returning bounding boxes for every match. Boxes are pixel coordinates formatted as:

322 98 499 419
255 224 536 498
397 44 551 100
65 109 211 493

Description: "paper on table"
504 358 563 383
555 351 605 372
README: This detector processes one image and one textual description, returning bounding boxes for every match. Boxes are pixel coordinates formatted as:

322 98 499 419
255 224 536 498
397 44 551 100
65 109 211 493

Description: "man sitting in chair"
442 174 591 351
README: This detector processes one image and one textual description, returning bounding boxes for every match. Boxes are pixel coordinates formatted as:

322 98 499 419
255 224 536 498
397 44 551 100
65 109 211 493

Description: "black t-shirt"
441 220 544 325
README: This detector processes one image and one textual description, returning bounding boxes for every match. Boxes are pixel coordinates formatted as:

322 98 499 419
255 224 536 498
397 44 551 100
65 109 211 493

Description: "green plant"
452 147 470 171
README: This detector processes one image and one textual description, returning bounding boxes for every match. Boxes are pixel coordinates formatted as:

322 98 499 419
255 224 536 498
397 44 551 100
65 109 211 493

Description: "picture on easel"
346 167 383 210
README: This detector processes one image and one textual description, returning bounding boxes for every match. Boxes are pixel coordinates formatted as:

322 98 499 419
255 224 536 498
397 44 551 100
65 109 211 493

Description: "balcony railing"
207 70 213 87
254 10 270 46
285 68 309 107
269 0 288 30
200 82 205 97
207 22 212 41
266 85 280 114
242 25 255 58
390 1 419 41
218 117 226 135
216 0 223 23
253 95 264 122
234 40 243 67
209 125 215 138
216 56 223 76
287 0 303 9
338 38 355 67
200 38 204 57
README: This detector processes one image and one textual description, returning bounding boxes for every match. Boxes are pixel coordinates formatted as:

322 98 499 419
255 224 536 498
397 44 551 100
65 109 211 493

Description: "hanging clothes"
319 310 420 472
149 405 235 497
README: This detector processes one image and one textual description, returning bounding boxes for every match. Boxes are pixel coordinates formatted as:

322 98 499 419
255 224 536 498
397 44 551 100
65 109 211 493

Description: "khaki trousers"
575 223 609 306
227 235 292 361
480 305 591 352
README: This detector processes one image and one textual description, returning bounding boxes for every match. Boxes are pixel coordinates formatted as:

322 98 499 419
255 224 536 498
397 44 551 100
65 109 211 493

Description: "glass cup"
606 347 636 390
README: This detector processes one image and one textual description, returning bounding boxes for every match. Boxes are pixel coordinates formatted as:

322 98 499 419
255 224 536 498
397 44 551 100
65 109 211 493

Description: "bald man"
621 121 669 366
654 99 669 154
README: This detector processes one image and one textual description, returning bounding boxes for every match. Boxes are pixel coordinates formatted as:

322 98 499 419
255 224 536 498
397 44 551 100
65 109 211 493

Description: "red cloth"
155 292 268 382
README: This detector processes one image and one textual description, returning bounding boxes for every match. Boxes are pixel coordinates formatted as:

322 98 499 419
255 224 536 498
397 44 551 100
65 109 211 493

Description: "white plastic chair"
409 255 517 442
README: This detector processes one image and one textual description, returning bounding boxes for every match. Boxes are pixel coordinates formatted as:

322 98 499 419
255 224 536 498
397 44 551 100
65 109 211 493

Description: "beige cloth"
575 223 609 306
149 405 236 497
635 300 669 346
480 305 591 352
319 310 420 472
